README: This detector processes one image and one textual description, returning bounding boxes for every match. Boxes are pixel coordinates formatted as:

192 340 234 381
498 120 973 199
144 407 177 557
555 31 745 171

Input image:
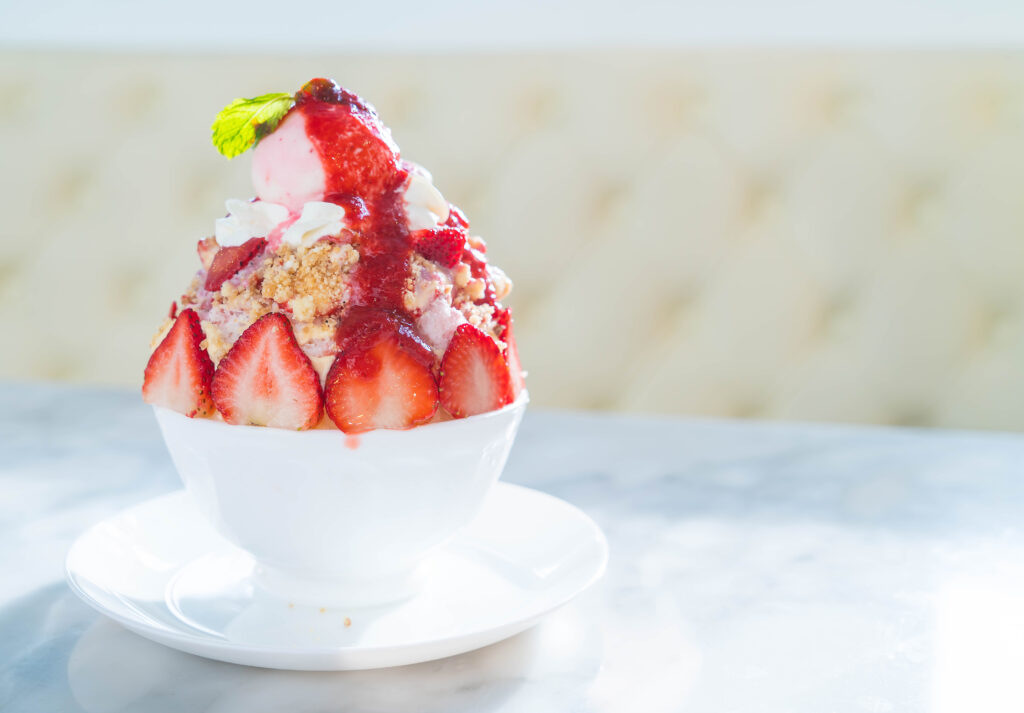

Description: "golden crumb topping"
199 320 232 364
261 242 359 321
294 315 339 347
403 254 454 314
149 318 174 351
459 301 497 337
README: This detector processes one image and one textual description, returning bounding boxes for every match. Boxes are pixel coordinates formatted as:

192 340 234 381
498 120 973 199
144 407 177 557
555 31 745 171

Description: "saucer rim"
65 483 608 667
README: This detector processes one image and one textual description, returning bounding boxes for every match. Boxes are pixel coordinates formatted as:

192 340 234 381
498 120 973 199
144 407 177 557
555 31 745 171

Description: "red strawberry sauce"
291 78 497 332
293 79 415 315
350 177 415 312
295 79 399 199
462 246 496 306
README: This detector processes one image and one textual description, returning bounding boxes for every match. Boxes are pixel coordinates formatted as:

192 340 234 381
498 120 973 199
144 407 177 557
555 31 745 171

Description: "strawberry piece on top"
197 236 219 271
204 237 267 292
411 227 467 269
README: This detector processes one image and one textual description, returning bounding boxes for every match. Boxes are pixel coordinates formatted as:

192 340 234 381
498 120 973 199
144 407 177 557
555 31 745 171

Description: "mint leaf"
211 92 294 159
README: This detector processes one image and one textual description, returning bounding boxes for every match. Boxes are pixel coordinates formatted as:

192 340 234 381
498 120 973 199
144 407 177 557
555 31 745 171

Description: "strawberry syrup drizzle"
265 214 298 251
347 171 414 312
296 80 414 316
295 79 496 340
463 245 497 306
296 80 399 203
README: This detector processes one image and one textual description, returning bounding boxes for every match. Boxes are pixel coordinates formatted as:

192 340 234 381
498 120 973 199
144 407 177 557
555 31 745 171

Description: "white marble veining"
3 382 1024 711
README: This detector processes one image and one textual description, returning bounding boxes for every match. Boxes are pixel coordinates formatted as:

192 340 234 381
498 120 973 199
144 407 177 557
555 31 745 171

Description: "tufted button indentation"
732 397 767 420
966 84 1012 131
0 258 16 292
586 178 630 227
811 290 856 342
646 79 707 138
808 82 859 128
893 177 943 232
968 304 1017 354
888 407 935 428
740 175 779 226
111 80 161 125
107 269 150 314
49 165 93 209
651 290 698 341
0 79 30 123
515 85 561 130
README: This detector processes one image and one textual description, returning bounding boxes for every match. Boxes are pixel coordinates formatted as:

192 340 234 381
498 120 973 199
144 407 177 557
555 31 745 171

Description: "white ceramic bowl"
152 395 527 607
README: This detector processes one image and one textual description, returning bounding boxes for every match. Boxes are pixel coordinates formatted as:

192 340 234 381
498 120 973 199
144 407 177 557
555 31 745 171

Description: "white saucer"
65 483 608 671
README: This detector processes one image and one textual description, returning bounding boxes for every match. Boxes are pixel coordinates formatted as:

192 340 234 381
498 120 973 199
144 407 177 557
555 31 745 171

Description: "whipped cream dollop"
403 170 450 231
215 199 289 247
214 199 348 248
281 201 347 246
251 111 326 213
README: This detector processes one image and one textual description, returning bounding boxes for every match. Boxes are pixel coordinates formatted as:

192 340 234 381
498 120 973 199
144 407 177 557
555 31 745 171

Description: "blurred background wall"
2 2 1024 430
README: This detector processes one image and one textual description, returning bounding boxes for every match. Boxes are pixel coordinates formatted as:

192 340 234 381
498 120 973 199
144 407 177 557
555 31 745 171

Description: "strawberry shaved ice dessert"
144 79 524 433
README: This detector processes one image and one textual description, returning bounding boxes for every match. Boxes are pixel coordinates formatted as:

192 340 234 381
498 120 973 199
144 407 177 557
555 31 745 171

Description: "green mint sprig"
210 92 294 159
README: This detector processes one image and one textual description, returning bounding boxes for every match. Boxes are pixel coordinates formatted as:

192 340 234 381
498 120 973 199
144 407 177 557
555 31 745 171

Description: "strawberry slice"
439 323 514 418
211 313 323 429
143 308 215 417
204 237 266 292
197 236 219 271
325 308 438 433
294 78 400 200
411 227 466 269
495 308 525 398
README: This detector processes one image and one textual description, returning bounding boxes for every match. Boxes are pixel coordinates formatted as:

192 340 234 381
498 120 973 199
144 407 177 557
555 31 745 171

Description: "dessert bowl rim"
151 390 529 439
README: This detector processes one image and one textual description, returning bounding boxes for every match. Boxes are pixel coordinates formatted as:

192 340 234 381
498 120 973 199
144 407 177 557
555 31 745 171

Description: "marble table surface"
3 383 1024 712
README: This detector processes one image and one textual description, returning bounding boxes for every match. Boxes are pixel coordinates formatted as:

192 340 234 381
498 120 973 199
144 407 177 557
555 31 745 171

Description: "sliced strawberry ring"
439 323 514 419
212 313 324 430
495 308 526 398
326 307 439 433
143 308 215 418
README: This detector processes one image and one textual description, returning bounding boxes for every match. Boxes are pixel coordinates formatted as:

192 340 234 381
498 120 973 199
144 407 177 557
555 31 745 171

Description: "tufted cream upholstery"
2 51 1024 430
